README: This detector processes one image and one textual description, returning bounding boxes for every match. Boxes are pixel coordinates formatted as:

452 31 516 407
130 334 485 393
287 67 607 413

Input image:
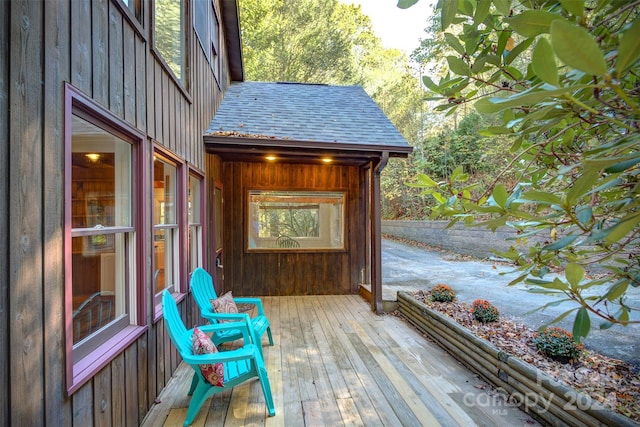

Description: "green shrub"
533 327 583 362
471 299 499 323
431 284 455 302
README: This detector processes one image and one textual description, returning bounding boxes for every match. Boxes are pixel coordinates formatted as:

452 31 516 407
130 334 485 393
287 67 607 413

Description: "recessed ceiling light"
265 155 277 161
321 158 332 163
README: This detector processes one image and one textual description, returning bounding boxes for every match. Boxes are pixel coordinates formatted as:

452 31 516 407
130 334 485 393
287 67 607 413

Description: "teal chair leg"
257 366 275 416
184 379 213 426
266 327 274 346
187 372 198 396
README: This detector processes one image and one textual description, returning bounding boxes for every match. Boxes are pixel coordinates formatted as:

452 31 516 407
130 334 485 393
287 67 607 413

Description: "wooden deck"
141 295 538 426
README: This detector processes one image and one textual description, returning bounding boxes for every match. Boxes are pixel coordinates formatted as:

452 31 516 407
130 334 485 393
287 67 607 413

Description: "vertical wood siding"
0 1 9 424
9 1 45 424
1 0 227 425
222 162 367 297
43 0 72 424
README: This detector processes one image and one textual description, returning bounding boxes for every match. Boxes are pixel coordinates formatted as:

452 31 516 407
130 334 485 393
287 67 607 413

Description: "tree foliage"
239 0 377 84
404 0 640 341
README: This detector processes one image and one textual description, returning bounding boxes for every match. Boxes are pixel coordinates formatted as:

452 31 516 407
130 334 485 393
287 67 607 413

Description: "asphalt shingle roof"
206 82 411 152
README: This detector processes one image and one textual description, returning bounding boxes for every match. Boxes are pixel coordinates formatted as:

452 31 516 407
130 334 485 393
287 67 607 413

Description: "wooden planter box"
397 291 637 427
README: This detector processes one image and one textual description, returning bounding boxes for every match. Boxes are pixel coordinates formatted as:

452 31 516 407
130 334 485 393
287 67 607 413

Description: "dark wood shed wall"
221 161 367 296
1 0 229 425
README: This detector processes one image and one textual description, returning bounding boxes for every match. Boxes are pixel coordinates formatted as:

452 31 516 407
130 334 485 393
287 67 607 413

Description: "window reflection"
71 115 132 348
248 191 345 250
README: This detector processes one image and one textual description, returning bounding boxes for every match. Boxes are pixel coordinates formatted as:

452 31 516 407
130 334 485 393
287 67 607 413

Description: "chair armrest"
192 320 252 344
233 297 266 316
182 343 260 365
194 321 248 334
205 312 252 323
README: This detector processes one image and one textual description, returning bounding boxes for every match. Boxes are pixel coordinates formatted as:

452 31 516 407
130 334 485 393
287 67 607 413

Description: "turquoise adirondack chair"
190 267 273 355
161 290 275 426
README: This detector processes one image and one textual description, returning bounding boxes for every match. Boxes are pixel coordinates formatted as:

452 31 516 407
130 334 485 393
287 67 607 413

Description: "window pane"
72 116 132 228
189 225 202 273
71 114 133 346
248 191 345 250
154 0 184 81
153 156 178 296
154 228 175 294
188 176 202 272
188 175 200 224
154 158 177 224
214 186 223 252
71 234 127 344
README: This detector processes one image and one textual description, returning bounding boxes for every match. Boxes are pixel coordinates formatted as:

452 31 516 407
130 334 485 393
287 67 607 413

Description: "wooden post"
370 152 389 314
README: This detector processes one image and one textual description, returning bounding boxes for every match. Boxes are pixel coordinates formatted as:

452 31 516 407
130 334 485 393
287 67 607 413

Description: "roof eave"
203 135 413 158
220 0 244 81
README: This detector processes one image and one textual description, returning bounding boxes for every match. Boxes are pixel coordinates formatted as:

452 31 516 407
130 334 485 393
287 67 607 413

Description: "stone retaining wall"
382 220 545 259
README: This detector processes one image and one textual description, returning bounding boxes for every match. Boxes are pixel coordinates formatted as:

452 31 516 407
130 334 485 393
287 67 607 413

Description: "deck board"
141 295 539 427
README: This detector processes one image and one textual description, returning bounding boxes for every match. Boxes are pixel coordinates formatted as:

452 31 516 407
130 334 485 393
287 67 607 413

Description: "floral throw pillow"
211 292 239 322
192 326 224 387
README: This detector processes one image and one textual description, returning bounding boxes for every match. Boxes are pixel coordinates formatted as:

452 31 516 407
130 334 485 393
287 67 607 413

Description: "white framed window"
193 0 221 81
153 0 186 84
247 190 346 251
188 172 204 273
210 1 220 81
65 84 145 394
153 153 181 310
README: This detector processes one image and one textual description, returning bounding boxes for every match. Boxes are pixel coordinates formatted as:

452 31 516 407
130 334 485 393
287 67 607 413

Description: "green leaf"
474 0 491 25
422 75 440 92
450 165 464 181
447 56 471 76
542 235 579 251
506 10 562 38
526 278 568 291
416 173 438 187
573 307 590 343
397 0 419 9
439 0 458 30
604 282 629 302
566 169 598 204
604 156 640 173
565 263 584 289
605 213 640 244
471 56 487 73
583 152 640 171
550 20 608 76
520 190 562 205
492 0 511 16
474 84 589 113
532 38 558 85
444 33 466 55
460 0 474 17
491 184 508 208
600 321 614 330
505 38 534 65
576 205 592 225
559 0 584 16
616 16 640 77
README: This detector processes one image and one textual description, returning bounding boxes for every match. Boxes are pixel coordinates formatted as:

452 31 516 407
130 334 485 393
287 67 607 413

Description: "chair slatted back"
161 290 192 357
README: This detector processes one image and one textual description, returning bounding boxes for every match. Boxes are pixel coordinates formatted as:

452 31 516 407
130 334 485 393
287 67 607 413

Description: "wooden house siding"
1 0 231 425
221 161 367 296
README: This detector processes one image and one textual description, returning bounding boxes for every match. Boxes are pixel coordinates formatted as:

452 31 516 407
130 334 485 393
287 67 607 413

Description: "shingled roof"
205 81 412 157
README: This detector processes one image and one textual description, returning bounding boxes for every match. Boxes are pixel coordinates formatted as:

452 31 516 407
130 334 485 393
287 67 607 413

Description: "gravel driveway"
382 238 640 369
